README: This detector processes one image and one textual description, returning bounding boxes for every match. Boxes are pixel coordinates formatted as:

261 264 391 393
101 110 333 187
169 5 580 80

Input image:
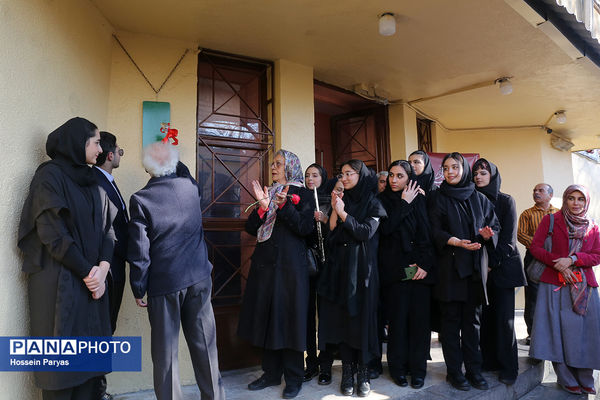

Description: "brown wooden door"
196 50 274 370
331 107 390 173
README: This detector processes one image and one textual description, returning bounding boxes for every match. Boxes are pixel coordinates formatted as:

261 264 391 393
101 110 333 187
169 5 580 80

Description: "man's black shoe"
392 375 408 387
248 374 281 390
282 383 301 399
303 368 318 382
465 372 489 390
368 368 380 380
318 371 332 385
411 377 425 389
446 374 471 391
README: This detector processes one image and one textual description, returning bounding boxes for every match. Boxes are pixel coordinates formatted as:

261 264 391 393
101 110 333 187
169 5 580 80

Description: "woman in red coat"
529 184 600 395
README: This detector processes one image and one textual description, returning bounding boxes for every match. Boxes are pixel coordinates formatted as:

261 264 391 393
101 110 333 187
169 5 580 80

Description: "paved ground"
115 310 599 399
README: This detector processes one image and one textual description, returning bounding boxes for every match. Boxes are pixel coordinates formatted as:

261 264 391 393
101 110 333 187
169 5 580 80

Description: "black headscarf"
379 160 416 207
305 163 333 208
342 161 384 222
473 158 501 204
410 150 436 194
46 117 98 186
439 153 475 201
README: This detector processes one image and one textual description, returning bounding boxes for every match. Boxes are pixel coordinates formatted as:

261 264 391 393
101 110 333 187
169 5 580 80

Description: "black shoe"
100 394 113 400
446 374 471 391
368 368 380 379
340 363 354 396
356 365 371 397
392 375 408 387
318 371 332 385
465 372 489 390
498 373 516 385
282 383 301 399
411 377 425 389
303 367 319 382
248 374 281 391
525 336 531 345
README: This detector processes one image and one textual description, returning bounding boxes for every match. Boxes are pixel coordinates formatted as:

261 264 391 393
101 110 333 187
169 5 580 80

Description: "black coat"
487 193 527 288
378 195 435 285
428 190 499 302
318 197 385 363
18 163 115 390
237 186 314 351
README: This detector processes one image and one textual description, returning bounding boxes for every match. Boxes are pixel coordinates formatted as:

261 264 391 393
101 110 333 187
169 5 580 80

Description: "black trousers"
306 276 334 372
263 348 304 385
339 342 365 365
523 251 537 336
42 378 96 400
440 281 483 377
480 283 519 380
385 282 431 379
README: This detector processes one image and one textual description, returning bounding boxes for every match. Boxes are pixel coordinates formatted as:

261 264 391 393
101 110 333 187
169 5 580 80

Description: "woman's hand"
559 268 577 285
314 210 328 223
334 196 347 222
552 257 572 272
135 298 148 308
91 282 105 300
273 186 289 206
331 190 343 208
402 180 421 204
411 264 428 280
251 180 270 210
84 261 110 293
479 226 494 241
448 237 482 251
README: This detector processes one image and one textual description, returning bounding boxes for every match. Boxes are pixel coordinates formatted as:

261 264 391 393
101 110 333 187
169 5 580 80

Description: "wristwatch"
570 255 578 265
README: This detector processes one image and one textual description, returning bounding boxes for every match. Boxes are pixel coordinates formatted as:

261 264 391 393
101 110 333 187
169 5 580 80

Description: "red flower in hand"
289 194 300 205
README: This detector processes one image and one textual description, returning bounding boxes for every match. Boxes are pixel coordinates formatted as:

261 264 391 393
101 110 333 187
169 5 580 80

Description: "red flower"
289 194 300 205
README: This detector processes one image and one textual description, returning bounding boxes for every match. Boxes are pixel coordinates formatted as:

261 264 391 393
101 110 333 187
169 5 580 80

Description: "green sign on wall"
142 101 170 147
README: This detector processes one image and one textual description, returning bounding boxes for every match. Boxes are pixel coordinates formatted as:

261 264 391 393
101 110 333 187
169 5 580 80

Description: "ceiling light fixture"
495 77 513 95
554 110 567 124
379 13 396 36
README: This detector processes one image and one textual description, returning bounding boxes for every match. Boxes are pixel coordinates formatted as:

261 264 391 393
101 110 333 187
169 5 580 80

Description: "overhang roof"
90 0 600 149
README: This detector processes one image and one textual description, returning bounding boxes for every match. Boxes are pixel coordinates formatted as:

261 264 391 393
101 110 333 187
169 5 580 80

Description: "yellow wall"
274 59 315 171
0 0 113 398
104 30 200 394
388 104 418 161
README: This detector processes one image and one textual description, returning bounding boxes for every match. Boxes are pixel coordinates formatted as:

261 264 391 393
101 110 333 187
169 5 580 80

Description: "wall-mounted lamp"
495 77 513 95
554 110 567 124
379 13 396 36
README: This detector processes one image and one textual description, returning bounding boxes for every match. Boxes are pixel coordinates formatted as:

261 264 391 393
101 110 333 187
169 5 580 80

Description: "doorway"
314 81 390 177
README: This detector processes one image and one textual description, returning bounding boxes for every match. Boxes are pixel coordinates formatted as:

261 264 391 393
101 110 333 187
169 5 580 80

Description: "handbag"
306 246 319 277
526 213 554 283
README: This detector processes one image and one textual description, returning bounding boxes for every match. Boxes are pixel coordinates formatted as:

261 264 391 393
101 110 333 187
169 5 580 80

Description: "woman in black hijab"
318 160 386 397
409 150 437 194
303 163 336 384
18 117 116 400
378 160 435 389
428 152 499 392
473 159 526 385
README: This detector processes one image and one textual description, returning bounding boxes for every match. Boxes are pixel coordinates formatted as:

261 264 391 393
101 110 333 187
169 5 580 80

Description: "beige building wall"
388 104 419 161
104 30 200 394
572 153 600 222
0 0 114 398
274 59 315 170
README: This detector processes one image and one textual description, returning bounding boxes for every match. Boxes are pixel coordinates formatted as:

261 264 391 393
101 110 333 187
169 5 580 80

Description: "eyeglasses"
117 148 124 157
337 171 357 179
270 161 284 168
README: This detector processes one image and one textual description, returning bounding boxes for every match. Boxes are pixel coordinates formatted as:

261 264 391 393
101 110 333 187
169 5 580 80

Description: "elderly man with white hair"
128 142 225 400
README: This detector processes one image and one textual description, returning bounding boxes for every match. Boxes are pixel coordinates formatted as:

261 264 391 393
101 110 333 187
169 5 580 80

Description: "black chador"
18 118 115 392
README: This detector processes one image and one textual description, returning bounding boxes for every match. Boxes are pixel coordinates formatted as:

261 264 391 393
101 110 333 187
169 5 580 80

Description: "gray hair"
142 142 179 177
377 171 389 178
